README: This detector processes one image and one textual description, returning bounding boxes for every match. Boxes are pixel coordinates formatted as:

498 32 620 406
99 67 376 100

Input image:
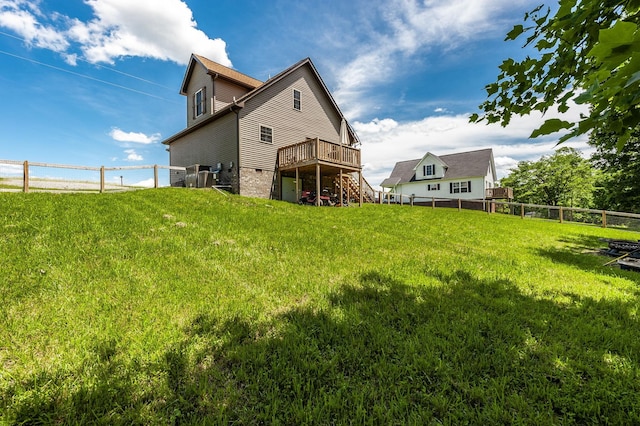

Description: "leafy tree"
471 1 640 148
590 127 640 212
501 147 597 207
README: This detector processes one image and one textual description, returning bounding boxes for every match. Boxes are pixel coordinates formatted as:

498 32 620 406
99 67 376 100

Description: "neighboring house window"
423 164 436 176
427 183 440 191
260 125 273 143
194 87 206 118
293 89 301 111
450 181 471 194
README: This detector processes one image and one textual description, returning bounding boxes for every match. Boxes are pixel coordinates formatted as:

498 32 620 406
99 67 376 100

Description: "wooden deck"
277 138 365 206
278 138 361 171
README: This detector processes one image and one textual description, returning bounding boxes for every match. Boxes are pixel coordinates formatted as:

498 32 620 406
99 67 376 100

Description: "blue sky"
0 0 590 187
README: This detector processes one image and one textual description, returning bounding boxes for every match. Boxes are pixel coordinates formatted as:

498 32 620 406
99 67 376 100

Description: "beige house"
162 54 371 205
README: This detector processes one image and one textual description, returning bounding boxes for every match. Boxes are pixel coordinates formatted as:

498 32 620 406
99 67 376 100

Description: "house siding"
214 79 250 112
237 66 342 197
168 112 239 190
392 177 485 200
239 66 342 169
185 66 212 128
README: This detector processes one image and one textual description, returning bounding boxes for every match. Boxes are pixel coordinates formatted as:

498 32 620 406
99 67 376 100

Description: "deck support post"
316 163 321 207
339 169 343 206
295 168 299 203
277 170 282 200
359 170 363 207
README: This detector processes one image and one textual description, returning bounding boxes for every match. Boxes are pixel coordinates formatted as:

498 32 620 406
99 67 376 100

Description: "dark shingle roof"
382 148 494 187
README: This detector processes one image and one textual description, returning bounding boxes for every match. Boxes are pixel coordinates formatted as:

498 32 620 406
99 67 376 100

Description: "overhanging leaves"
472 0 640 149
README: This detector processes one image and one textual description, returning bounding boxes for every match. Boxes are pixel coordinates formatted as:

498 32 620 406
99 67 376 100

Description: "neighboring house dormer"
180 54 263 127
414 152 448 180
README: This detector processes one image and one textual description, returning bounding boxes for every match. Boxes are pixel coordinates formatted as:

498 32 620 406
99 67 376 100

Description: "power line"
0 49 180 103
0 30 176 91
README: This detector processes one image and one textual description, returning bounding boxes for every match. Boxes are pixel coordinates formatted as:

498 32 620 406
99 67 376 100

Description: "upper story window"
194 87 207 118
260 125 273 144
427 183 440 191
423 164 435 177
293 89 301 111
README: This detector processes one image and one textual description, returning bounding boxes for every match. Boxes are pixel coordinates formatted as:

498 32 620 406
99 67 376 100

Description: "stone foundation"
239 167 276 199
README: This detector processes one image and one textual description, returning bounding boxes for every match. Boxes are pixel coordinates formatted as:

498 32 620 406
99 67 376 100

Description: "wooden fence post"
602 210 607 228
520 204 524 219
100 166 105 193
23 160 29 193
154 165 159 189
432 197 435 209
458 198 461 211
410 195 414 207
559 206 563 223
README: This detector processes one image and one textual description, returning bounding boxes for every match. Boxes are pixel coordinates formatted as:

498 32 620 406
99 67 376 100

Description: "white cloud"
0 1 69 52
0 162 23 176
359 102 592 189
0 0 231 66
332 0 531 120
132 177 155 187
110 127 160 144
124 149 143 161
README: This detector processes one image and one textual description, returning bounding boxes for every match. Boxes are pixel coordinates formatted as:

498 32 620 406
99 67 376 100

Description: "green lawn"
1 188 639 424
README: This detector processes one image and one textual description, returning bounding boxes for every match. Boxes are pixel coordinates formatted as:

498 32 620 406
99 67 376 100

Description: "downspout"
233 98 241 195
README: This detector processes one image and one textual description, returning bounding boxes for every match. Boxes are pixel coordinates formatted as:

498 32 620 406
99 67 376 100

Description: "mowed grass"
1 188 639 424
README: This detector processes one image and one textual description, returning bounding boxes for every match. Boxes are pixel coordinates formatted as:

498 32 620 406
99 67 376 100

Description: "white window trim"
194 87 206 118
293 88 301 111
259 124 274 144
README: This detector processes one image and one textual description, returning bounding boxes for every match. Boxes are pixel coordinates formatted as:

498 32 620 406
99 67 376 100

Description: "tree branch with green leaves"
471 1 640 149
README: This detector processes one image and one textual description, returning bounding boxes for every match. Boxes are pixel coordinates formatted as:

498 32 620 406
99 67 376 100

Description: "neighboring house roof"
382 148 495 186
165 55 360 146
179 54 263 95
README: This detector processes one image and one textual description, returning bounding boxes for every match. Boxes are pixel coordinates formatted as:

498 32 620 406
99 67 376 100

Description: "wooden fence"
375 191 640 231
0 160 186 193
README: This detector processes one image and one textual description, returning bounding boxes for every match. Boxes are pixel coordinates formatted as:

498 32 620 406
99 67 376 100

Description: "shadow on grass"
536 233 640 286
4 270 640 424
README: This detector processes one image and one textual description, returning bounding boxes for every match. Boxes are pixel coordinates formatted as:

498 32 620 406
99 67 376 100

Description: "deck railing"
278 138 361 169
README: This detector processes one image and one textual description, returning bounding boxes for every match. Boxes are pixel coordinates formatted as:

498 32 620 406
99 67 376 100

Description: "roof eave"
162 103 243 145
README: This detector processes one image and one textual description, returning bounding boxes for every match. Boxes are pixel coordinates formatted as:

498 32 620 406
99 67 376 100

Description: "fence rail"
375 190 640 231
0 160 186 193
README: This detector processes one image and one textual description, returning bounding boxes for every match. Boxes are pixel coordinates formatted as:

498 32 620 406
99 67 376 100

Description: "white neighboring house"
380 148 497 200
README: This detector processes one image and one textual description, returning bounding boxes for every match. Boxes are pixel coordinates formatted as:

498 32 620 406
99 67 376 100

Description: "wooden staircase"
334 174 375 204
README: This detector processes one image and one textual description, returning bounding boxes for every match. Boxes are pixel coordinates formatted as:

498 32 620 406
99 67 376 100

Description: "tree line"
502 131 640 213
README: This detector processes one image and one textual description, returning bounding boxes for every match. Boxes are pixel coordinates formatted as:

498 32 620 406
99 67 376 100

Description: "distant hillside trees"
501 148 597 208
590 127 640 213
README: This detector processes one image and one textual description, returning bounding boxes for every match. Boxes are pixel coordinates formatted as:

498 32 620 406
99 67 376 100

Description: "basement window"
260 125 273 144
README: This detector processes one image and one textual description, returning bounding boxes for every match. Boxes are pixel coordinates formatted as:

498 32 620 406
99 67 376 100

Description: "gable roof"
179 54 263 95
166 55 359 145
381 148 495 186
